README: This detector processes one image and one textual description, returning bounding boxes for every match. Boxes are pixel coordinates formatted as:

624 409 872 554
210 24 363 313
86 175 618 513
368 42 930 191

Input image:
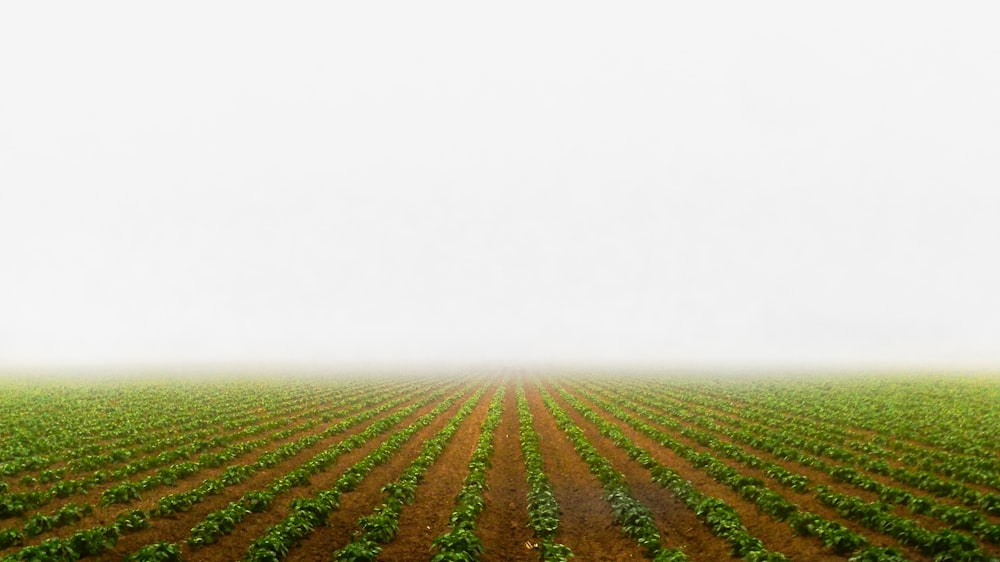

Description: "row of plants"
183 383 454 549
1 383 429 559
554 386 805 562
597 382 998 561
537 386 688 562
687 380 1000 487
814 486 996 561
617 381 1000 524
659 391 1000 538
429 386 507 562
331 386 493 562
243 385 484 562
584 382 811 494
0 381 352 481
151 384 436 519
575 384 906 561
0 383 239 464
516 386 573 562
670 384 1000 505
0 384 368 521
0 509 150 561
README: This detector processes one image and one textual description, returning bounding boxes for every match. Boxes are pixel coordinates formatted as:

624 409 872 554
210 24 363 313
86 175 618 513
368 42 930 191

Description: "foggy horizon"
3 3 999 374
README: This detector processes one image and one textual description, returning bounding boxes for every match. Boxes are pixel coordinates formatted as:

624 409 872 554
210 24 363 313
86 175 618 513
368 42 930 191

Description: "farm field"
1 374 999 562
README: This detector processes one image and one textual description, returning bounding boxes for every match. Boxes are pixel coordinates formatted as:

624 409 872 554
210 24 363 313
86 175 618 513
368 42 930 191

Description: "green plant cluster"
696 400 1000 519
185 385 451 548
556 387 793 561
244 386 481 562
516 386 573 562
609 381 1000 554
0 380 353 488
1 385 355 520
665 379 1000 512
815 486 996 561
824 466 1000 544
1 382 422 559
581 384 873 557
152 386 427 520
22 503 93 537
538 387 687 561
124 541 183 562
332 386 490 562
0 508 148 561
429 386 506 561
594 379 1000 561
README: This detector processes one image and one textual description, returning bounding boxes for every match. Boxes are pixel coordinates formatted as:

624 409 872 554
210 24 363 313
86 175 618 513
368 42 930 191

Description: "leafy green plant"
0 528 25 549
124 541 184 562
100 481 142 506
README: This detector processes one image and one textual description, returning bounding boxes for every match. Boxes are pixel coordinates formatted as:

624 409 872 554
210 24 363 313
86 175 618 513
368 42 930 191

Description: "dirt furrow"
522 383 648 562
373 385 501 561
290 384 494 560
98 385 441 562
479 385 533 562
613 386 942 561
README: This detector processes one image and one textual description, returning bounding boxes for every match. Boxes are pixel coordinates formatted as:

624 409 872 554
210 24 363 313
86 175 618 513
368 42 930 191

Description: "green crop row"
516 386 573 562
429 386 506 561
678 393 1000 518
1 383 428 561
554 386 792 561
608 380 1000 545
538 386 687 562
0 382 355 481
332 386 492 562
184 383 451 549
576 384 905 561
672 380 1000 491
596 380 1000 561
1 509 149 561
1 383 375 522
244 385 481 562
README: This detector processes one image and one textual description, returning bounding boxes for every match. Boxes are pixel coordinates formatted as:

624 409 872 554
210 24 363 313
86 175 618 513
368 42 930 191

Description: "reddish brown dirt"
555 383 913 561
365 385 500 561
290 385 494 561
678 387 1000 502
95 384 444 561
683 400 1000 546
1 397 354 556
178 384 462 562
6 377 1000 562
690 397 1000 526
478 387 533 562
0 381 364 518
3 387 343 492
605 384 938 561
522 383 648 562
539 383 738 562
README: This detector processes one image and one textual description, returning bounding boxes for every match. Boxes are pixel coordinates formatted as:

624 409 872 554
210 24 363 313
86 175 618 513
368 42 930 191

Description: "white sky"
2 2 1000 371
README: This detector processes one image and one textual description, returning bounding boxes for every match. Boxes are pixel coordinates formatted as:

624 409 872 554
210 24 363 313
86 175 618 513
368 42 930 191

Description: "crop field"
1 375 999 562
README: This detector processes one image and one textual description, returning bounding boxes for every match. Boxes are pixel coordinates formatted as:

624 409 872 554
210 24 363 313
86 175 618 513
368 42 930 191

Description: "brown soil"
539 383 740 562
289 384 494 561
478 387 533 562
96 384 444 561
681 386 1000 500
370 385 500 561
522 383 648 562
4 377 998 562
604 383 940 561
4 385 346 492
2 403 346 555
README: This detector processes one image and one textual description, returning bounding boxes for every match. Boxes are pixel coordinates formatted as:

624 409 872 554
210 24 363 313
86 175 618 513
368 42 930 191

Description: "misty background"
2 2 999 372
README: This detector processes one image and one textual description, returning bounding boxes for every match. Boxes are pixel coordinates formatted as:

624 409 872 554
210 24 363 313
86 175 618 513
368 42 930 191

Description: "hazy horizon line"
3 359 999 378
